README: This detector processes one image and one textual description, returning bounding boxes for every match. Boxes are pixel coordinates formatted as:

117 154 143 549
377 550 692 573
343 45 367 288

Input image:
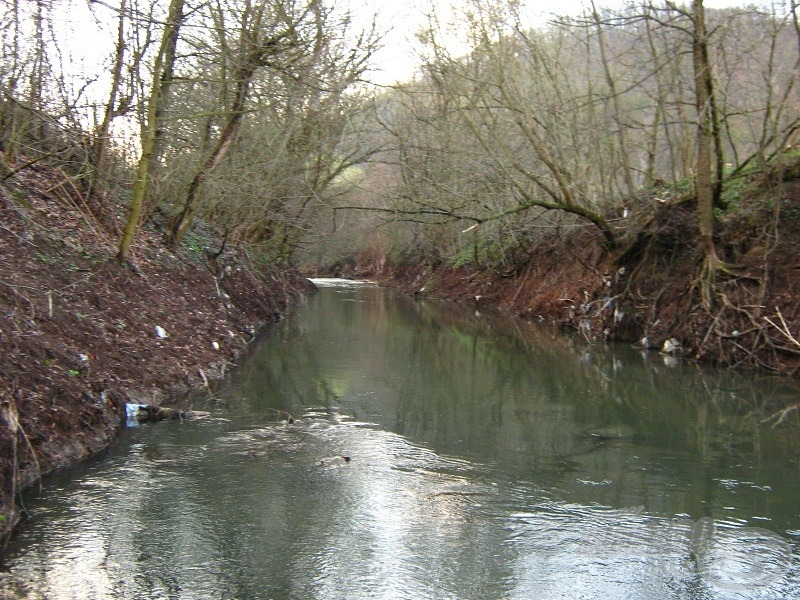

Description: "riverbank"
325 178 800 384
0 158 313 542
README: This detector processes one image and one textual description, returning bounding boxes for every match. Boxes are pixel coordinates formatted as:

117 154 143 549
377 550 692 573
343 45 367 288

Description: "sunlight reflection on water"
11 408 795 599
3 282 799 599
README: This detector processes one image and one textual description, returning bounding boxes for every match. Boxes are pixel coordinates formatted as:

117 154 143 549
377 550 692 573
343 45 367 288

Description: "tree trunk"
0 0 21 163
692 0 722 303
591 2 634 196
87 0 127 206
117 0 185 263
164 64 256 249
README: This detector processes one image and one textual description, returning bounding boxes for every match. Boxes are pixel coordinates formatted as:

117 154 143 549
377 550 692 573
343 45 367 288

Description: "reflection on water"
2 280 799 599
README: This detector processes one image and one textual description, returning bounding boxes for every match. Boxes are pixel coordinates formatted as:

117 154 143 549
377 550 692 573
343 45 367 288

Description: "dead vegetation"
0 152 312 543
341 175 800 385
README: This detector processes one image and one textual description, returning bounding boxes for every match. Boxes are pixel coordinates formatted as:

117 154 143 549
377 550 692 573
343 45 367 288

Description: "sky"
58 0 765 92
350 0 767 85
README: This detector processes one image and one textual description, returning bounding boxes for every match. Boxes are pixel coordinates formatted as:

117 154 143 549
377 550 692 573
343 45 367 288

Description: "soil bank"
0 157 313 542
329 181 800 388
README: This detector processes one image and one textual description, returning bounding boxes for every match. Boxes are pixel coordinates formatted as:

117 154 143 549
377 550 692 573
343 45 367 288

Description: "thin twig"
764 307 800 349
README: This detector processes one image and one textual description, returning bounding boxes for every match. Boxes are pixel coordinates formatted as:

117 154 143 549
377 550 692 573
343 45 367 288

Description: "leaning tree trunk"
164 66 255 249
87 0 127 207
117 0 184 263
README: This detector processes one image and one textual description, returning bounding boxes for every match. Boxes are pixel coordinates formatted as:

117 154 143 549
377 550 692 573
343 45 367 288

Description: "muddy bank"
0 159 313 542
328 191 800 382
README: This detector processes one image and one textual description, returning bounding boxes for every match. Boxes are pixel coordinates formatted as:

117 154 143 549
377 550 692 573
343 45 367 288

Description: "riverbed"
2 279 799 598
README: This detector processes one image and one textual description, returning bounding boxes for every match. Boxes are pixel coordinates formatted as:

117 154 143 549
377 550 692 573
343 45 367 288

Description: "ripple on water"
690 517 794 596
4 404 799 600
501 499 795 599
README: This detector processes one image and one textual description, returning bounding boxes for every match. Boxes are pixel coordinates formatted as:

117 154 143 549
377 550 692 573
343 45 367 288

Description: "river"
2 279 799 599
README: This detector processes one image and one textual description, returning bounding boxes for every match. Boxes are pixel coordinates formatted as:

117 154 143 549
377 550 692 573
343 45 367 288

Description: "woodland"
3 0 800 537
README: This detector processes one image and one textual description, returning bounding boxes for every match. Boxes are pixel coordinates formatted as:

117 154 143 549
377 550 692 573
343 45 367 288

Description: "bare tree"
396 2 619 246
118 0 185 263
692 0 721 295
590 1 636 195
86 0 129 206
163 0 322 248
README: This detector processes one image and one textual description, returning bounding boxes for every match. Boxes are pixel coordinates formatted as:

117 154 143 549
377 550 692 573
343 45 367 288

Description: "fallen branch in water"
265 408 295 424
762 403 800 427
197 368 209 388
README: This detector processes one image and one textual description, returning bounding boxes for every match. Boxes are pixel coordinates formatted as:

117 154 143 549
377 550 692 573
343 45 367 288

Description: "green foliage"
450 236 513 269
780 197 800 221
719 175 749 211
668 177 694 194
35 251 57 265
450 246 476 269
774 146 800 166
248 243 292 268
181 229 207 264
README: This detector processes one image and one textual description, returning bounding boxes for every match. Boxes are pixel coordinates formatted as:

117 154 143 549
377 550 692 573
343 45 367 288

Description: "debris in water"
125 403 205 426
661 338 681 354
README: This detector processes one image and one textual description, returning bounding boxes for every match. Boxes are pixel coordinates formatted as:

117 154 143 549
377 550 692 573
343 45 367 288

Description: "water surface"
2 279 799 599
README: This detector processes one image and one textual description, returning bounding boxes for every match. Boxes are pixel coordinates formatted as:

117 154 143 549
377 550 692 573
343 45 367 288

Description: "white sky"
59 0 767 91
350 0 769 85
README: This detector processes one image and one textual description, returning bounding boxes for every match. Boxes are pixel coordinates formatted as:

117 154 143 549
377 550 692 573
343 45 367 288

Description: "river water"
2 279 800 599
